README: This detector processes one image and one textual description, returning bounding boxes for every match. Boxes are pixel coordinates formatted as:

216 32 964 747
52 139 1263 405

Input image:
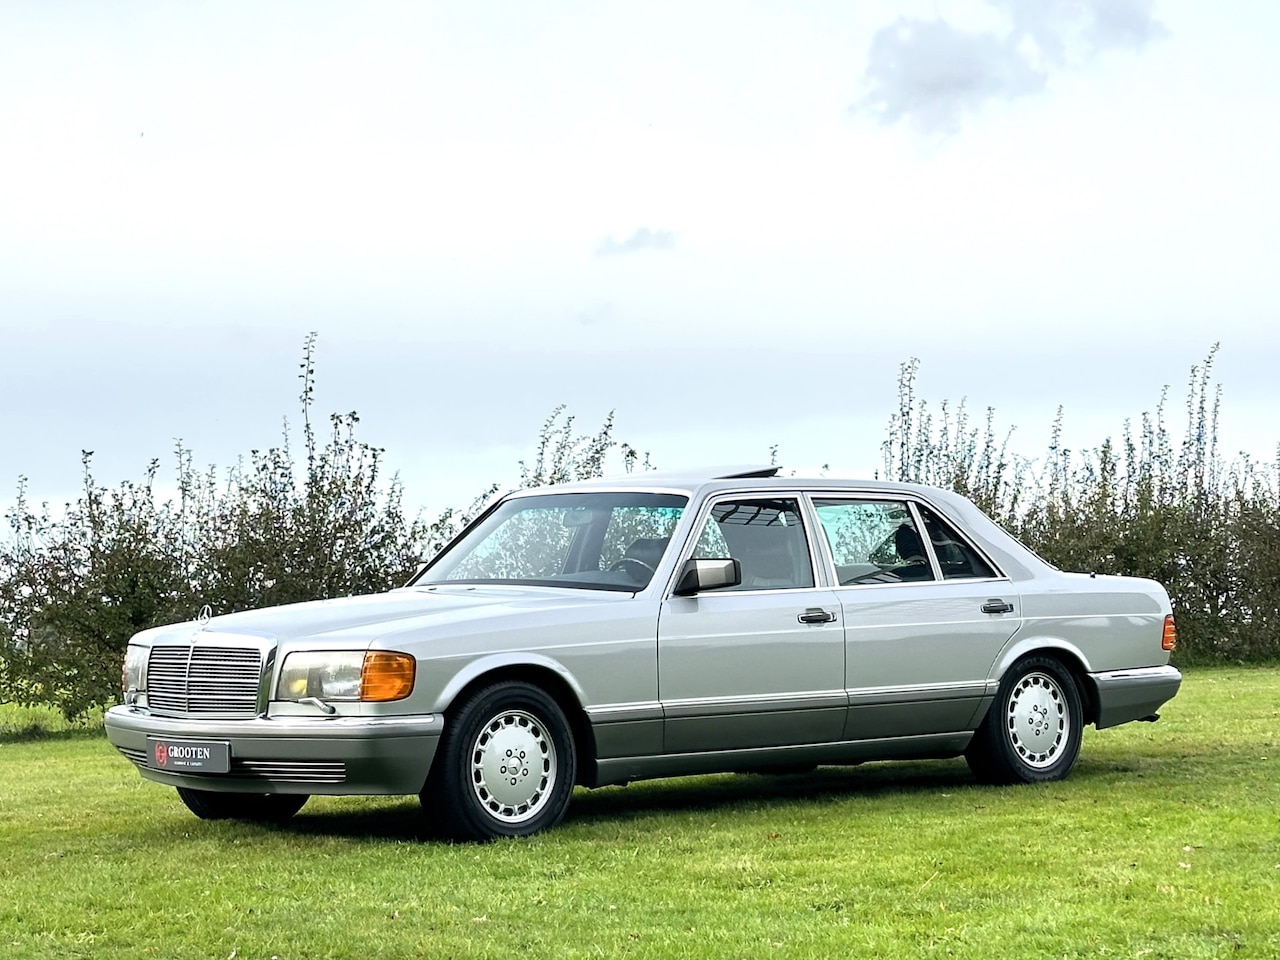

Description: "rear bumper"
1089 665 1182 730
104 705 442 795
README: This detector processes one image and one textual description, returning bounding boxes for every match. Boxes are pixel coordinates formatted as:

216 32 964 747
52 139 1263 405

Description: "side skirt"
588 732 973 788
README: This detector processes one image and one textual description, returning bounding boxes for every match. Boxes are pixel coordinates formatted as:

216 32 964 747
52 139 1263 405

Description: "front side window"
813 499 936 584
691 498 814 590
418 492 687 591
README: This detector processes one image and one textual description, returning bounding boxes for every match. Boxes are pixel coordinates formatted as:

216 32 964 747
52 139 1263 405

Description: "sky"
2 0 1278 521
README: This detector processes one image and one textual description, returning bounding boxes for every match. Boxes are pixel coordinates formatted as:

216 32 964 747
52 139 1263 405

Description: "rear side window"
917 505 998 580
813 499 936 584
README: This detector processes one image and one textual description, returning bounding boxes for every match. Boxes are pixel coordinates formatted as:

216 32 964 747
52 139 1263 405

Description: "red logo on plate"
154 741 168 767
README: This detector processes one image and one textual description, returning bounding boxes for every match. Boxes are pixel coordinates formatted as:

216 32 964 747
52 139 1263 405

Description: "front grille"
231 760 347 784
118 746 147 766
116 746 346 784
147 645 263 717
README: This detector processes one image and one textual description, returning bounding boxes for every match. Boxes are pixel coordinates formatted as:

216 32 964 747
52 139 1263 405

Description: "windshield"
416 492 689 591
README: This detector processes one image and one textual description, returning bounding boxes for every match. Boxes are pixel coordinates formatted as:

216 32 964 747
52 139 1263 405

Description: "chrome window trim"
906 501 944 581
803 490 1009 586
798 495 837 589
826 575 1014 593
504 483 698 500
911 496 1008 581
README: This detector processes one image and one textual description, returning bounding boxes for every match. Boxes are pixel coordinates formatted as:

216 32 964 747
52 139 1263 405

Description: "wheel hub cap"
470 709 556 823
1006 671 1069 768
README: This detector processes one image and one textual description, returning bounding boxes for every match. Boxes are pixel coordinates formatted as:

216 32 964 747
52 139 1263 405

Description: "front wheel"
966 655 1083 785
176 787 309 822
423 681 577 842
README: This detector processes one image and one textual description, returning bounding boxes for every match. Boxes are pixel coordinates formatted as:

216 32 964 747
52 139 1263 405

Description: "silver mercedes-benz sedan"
105 467 1181 840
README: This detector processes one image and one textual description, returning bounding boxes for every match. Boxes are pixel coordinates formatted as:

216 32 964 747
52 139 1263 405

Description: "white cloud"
596 228 679 257
857 0 1167 136
2 0 1278 521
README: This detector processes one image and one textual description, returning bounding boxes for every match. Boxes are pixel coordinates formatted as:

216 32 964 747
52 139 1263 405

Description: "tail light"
1162 615 1177 652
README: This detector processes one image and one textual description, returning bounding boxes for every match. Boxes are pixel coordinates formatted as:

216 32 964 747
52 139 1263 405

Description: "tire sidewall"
435 681 577 841
982 656 1083 784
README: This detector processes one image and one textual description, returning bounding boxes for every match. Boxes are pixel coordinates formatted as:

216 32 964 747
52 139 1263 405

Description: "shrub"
4 336 1275 719
0 335 640 718
884 346 1280 663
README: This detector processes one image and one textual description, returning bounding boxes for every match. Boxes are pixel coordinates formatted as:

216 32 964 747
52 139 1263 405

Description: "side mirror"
673 558 741 596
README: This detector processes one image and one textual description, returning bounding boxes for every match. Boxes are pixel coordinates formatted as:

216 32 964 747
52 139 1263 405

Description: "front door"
658 496 846 753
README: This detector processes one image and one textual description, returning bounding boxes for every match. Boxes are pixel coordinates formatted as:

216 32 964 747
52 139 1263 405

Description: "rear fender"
981 634 1097 726
990 634 1095 681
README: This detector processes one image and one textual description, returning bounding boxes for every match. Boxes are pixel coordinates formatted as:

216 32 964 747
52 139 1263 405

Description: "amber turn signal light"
360 652 416 702
1162 615 1177 652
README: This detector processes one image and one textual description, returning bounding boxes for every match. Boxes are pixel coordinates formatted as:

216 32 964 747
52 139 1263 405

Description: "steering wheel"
608 556 656 579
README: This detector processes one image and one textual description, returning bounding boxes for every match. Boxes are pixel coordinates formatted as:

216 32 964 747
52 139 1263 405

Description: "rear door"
811 496 1021 738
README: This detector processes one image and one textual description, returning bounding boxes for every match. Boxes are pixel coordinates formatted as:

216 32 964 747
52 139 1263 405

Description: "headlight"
277 651 415 703
122 645 148 699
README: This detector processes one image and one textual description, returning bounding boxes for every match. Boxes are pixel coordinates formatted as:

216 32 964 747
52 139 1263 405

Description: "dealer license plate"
146 737 231 774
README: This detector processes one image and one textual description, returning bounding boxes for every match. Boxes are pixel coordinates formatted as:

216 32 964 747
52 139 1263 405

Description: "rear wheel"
423 681 577 842
966 655 1082 785
176 787 309 822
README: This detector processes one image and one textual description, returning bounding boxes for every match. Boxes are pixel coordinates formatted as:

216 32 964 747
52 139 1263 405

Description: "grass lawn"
1 666 1277 959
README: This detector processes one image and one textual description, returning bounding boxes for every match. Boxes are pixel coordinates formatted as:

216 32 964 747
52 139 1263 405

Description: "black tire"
423 680 577 842
966 655 1083 785
176 787 309 822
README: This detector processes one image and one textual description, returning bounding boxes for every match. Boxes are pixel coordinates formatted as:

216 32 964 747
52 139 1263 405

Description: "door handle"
981 599 1015 615
798 608 837 624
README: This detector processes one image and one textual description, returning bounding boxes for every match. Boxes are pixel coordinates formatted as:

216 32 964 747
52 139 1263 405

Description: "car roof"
506 466 961 501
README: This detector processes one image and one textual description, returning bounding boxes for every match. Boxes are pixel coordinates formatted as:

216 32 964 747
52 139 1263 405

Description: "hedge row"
884 347 1279 664
2 339 1275 718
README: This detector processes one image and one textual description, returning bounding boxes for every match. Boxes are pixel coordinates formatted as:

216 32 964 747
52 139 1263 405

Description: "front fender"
429 651 589 715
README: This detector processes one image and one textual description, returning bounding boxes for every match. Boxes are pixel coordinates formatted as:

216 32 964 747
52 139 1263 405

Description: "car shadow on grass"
261 752 1181 842
566 760 979 826
271 761 983 842
279 797 429 841
258 762 979 843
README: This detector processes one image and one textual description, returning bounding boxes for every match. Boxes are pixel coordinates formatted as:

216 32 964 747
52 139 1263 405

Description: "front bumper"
104 706 442 795
1089 665 1182 729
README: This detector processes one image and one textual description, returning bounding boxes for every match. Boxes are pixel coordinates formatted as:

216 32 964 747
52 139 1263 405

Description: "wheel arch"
987 638 1100 727
431 654 598 786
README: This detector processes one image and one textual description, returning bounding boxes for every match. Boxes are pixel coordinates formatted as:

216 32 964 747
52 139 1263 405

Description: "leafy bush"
0 335 639 718
884 346 1280 663
3 336 1276 719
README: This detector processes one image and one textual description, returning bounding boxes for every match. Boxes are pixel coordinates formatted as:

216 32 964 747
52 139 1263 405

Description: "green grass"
2 667 1278 959
0 703 103 741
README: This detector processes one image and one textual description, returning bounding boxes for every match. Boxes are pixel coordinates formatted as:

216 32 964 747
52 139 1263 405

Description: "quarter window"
917 505 997 580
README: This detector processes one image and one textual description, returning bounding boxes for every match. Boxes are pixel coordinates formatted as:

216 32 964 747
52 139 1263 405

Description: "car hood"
142 585 626 648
